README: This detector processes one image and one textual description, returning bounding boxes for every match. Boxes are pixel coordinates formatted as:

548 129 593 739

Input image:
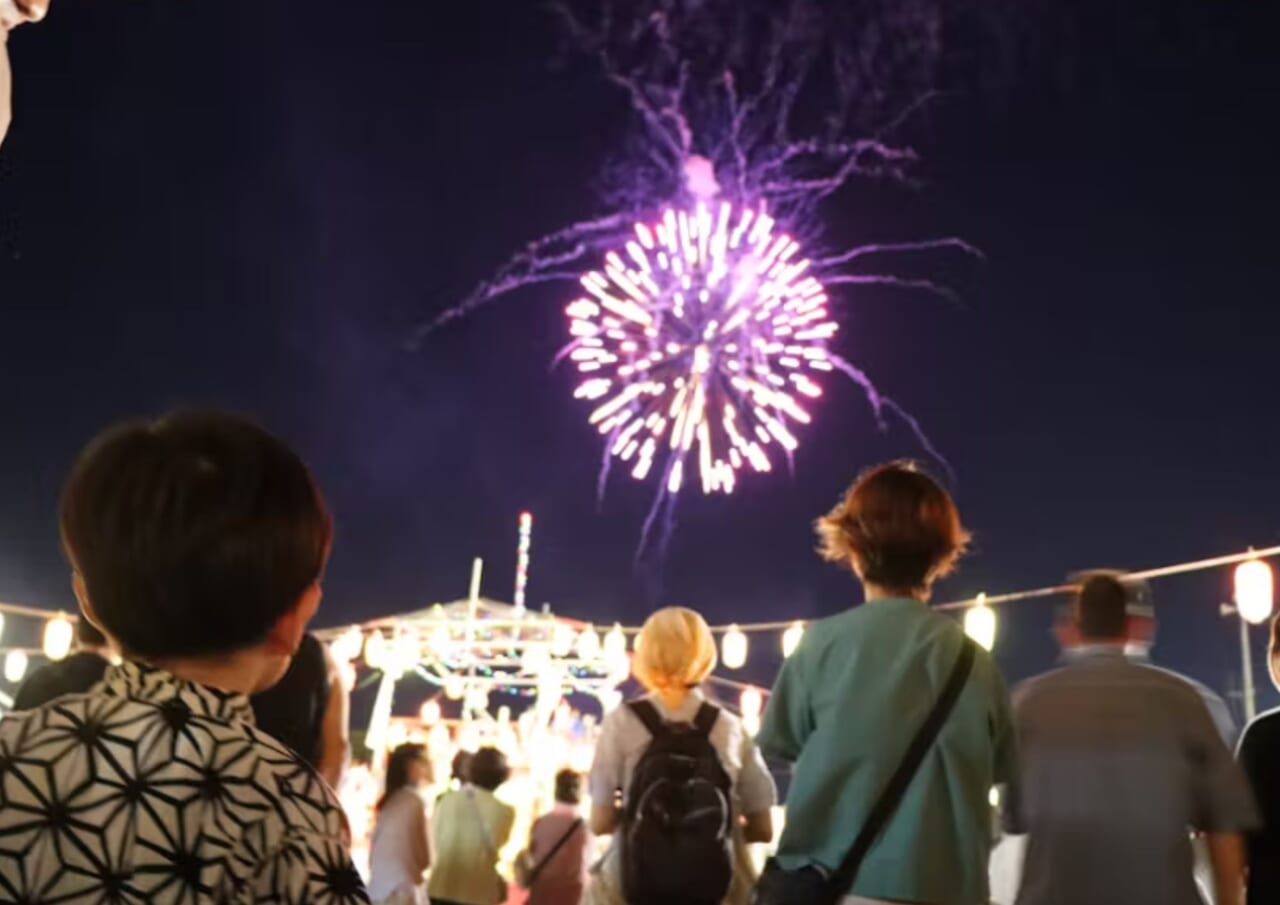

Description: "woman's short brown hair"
815 461 969 592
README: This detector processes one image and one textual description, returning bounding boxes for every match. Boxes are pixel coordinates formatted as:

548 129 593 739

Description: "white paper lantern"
43 615 74 661
740 687 763 720
781 622 805 658
552 623 576 658
722 625 748 670
577 626 601 661
364 632 388 669
603 624 627 660
964 595 998 652
331 627 364 663
443 674 466 700
419 699 442 725
4 650 28 683
1236 559 1275 625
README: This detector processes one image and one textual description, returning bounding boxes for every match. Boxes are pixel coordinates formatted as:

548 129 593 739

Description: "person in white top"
584 606 777 905
1 0 48 148
369 743 434 905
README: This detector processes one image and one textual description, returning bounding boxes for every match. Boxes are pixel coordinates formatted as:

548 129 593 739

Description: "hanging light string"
691 542 1280 631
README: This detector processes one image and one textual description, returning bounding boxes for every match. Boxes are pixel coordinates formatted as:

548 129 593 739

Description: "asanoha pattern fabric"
0 661 369 904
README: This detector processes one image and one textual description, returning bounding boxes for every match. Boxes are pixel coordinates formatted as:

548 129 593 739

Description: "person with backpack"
584 606 777 905
755 461 1017 905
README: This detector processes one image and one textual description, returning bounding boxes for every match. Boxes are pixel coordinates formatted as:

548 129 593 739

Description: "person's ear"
266 583 322 656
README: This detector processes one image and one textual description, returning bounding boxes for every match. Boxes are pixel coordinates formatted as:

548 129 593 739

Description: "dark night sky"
0 1 1277 716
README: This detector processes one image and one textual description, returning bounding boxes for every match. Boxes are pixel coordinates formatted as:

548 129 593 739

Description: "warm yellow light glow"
577 626 601 661
740 686 763 720
552 623 576 658
781 621 805 657
332 627 364 663
364 632 388 669
1236 559 1275 625
722 625 748 669
43 615 73 661
964 594 997 652
443 675 466 700
4 650 28 683
420 699 442 725
604 623 627 660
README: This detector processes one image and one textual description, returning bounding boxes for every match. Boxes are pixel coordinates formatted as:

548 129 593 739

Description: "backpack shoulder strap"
693 702 720 737
628 700 668 738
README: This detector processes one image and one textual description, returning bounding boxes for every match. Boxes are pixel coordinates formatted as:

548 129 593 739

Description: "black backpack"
621 700 733 905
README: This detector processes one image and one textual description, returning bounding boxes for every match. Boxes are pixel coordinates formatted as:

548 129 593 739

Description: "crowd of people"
0 410 1278 905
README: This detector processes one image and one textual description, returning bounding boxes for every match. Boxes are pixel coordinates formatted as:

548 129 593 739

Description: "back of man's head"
1074 573 1130 641
60 410 331 661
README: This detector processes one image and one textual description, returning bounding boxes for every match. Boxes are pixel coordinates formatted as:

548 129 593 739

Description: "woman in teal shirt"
758 462 1017 905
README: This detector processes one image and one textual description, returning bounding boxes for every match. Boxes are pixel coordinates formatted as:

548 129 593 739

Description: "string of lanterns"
0 606 77 685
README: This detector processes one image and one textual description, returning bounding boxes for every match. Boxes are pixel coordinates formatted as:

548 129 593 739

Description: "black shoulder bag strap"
527 818 584 888
693 702 720 736
628 700 669 737
828 637 978 895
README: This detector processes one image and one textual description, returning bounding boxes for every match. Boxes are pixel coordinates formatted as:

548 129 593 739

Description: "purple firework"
413 0 980 556
570 202 833 497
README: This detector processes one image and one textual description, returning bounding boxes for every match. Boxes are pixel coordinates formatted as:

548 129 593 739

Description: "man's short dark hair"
60 411 331 659
554 769 582 805
1074 573 1130 640
75 618 107 649
468 746 511 792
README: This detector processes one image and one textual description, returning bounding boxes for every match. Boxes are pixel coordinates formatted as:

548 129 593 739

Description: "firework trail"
412 0 980 557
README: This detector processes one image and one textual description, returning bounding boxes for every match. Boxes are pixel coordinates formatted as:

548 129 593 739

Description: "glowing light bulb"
552 623 576 658
964 594 997 651
364 632 388 669
781 621 805 657
420 699 442 725
521 644 551 676
43 615 73 661
429 624 452 657
577 626 601 661
444 675 466 701
332 627 364 663
604 623 627 660
0 611 8 647
722 625 748 669
1236 559 1275 625
4 650 28 683
740 687 763 720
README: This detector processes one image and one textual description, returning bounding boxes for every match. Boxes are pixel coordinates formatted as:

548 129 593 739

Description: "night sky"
0 1 1277 717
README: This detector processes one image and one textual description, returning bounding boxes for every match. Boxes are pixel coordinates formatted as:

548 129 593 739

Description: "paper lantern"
577 626 601 661
722 625 748 670
1236 559 1275 625
43 615 74 661
419 699 442 725
4 650 28 683
964 594 997 651
364 632 388 669
781 621 805 658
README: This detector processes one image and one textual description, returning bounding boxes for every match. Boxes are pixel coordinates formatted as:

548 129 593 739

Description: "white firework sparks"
568 202 836 497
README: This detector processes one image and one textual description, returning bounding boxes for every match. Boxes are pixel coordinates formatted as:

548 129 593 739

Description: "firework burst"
413 0 980 558
570 202 832 497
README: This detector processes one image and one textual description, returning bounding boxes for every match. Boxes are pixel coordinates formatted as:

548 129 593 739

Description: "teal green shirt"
758 598 1017 905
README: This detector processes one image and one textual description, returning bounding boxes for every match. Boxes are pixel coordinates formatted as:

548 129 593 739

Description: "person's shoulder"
1242 707 1280 747
1012 665 1074 706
